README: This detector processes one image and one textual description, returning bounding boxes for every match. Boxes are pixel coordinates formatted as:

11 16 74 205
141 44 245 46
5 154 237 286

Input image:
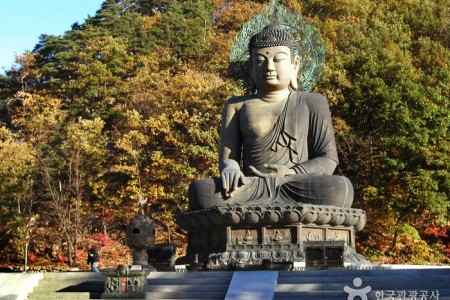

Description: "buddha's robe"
189 91 353 209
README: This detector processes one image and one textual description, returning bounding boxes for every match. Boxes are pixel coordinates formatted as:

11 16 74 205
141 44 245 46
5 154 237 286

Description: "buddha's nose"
267 59 275 70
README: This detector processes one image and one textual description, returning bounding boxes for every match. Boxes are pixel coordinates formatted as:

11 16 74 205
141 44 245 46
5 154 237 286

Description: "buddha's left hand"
250 164 296 178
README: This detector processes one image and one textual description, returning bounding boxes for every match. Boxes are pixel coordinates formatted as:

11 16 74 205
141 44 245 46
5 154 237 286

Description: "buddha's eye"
274 53 289 62
255 56 265 63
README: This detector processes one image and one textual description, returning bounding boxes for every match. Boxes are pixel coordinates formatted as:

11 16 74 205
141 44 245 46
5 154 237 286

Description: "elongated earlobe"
248 80 257 94
290 75 299 90
249 63 257 94
290 56 301 90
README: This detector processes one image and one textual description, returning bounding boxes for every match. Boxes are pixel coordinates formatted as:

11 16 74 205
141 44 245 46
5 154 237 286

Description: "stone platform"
176 204 367 268
7 266 450 299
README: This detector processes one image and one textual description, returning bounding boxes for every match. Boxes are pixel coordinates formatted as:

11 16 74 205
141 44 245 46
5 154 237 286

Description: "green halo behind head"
230 0 325 93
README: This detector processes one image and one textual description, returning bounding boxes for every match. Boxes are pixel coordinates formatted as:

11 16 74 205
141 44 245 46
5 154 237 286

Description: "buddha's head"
249 24 301 92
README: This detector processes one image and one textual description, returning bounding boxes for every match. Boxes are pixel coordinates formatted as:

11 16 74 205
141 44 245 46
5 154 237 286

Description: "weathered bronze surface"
178 19 367 269
190 25 353 209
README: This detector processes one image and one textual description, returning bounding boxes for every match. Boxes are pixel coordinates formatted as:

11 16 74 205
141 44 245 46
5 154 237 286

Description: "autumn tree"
0 0 448 266
0 127 36 261
307 0 449 262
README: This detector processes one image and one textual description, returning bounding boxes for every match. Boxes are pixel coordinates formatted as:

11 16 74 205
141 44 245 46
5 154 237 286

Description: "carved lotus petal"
237 251 250 261
354 213 367 231
244 211 261 224
354 219 365 232
316 212 332 225
224 211 242 225
230 251 240 262
263 210 281 224
301 211 319 223
343 214 358 226
279 251 293 261
293 251 304 260
282 210 301 223
252 250 271 260
272 251 281 261
219 251 230 262
330 213 345 226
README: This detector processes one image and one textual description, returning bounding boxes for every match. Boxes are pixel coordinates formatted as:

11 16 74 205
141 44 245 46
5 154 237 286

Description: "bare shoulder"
224 95 255 110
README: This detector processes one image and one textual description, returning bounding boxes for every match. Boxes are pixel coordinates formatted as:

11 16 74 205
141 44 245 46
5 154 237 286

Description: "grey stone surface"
20 272 103 299
274 267 450 299
147 271 232 300
177 204 367 268
0 272 42 300
101 267 151 299
225 271 278 300
3 266 449 299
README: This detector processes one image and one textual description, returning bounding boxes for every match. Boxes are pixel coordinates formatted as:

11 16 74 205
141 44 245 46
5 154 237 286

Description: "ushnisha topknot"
249 24 297 59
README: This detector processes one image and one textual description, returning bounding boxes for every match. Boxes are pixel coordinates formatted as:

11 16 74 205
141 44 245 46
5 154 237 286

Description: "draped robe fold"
189 91 353 209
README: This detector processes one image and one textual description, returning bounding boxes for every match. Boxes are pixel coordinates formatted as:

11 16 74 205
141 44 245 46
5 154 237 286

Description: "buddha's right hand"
220 159 247 198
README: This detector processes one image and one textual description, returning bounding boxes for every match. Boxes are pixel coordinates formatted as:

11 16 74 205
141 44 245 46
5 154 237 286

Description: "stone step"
275 268 450 300
148 284 228 293
27 291 94 300
149 271 232 278
19 267 450 299
275 292 450 300
279 268 450 277
278 275 450 284
0 273 43 300
275 290 349 299
224 271 278 300
30 284 104 293
147 271 232 300
276 283 450 293
148 278 231 285
26 272 104 300
278 278 450 290
145 291 227 299
28 280 103 293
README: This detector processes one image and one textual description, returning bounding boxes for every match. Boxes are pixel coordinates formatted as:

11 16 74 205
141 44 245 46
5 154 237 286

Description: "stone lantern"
101 198 155 299
126 198 155 266
126 213 155 266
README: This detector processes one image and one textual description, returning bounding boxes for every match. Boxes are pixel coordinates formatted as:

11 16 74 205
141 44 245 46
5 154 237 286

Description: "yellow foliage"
11 92 66 145
0 127 36 178
142 13 162 29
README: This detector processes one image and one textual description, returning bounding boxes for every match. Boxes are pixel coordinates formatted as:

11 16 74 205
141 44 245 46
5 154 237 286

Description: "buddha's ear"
290 55 301 90
248 80 256 94
248 60 257 94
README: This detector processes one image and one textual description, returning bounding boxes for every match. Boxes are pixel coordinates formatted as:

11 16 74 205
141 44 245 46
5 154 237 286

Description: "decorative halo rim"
229 0 325 92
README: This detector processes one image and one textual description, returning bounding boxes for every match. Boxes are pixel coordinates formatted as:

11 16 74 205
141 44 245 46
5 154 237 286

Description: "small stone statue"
189 24 353 209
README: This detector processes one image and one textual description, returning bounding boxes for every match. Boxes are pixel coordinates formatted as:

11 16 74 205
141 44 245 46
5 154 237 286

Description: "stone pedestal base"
176 204 367 269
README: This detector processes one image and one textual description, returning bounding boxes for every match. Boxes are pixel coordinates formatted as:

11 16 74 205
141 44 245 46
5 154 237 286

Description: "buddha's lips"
264 74 277 79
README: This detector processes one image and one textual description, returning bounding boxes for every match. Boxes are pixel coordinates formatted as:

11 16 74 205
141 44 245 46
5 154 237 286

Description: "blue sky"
0 0 105 74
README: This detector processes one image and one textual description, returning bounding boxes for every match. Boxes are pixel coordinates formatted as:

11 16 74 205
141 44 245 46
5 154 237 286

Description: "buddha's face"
251 46 299 93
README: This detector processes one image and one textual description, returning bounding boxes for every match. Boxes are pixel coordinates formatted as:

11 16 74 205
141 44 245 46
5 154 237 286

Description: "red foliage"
424 226 448 238
86 232 116 247
28 253 36 263
443 244 450 263
58 255 65 264
83 232 131 268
